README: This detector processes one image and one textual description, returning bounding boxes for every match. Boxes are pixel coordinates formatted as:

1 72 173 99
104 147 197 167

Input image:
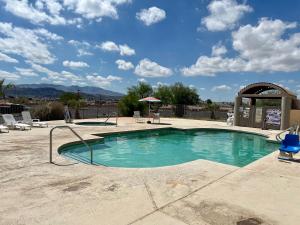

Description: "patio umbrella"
139 97 161 119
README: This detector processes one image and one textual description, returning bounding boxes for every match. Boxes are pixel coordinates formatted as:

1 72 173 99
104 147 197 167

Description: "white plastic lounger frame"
152 113 160 124
0 125 9 133
2 114 31 131
22 111 48 128
133 111 145 123
64 106 73 123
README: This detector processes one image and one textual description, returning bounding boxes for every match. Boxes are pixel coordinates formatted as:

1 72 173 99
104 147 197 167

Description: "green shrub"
118 82 152 116
32 102 64 121
118 92 146 116
49 102 64 120
31 105 50 121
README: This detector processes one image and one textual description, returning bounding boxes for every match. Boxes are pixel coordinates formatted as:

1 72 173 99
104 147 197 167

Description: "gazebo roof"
238 82 297 99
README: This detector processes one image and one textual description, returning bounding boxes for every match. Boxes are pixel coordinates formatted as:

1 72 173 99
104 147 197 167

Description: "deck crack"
128 167 240 225
143 181 158 210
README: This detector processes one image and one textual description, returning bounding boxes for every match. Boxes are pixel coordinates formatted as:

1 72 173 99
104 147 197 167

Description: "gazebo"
233 82 299 130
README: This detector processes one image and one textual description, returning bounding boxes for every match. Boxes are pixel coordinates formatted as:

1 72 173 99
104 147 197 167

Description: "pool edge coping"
57 126 280 169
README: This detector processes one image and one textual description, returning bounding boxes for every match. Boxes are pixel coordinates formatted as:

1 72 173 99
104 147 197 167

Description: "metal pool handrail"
276 124 299 142
104 112 118 126
50 125 93 164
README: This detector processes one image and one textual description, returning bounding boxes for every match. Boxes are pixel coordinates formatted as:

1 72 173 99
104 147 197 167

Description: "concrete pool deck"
0 117 300 225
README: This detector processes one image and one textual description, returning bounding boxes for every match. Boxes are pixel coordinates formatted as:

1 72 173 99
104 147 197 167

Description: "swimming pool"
59 128 279 168
75 122 116 126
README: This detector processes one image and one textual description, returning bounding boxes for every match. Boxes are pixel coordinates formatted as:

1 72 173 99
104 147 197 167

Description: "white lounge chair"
152 113 160 124
22 111 48 128
64 106 73 123
133 111 144 123
227 112 234 126
0 124 9 133
2 114 31 130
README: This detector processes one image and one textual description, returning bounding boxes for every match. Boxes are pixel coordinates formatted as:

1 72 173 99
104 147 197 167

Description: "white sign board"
266 109 281 125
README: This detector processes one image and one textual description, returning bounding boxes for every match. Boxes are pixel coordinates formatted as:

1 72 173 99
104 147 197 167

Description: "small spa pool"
75 121 116 126
59 128 279 168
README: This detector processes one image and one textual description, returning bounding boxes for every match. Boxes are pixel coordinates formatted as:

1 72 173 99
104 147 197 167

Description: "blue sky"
0 0 300 101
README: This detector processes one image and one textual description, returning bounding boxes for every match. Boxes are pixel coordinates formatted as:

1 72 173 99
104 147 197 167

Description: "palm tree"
0 79 15 101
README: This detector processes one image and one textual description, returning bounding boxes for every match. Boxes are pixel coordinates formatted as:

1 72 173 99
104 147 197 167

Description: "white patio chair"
22 111 48 128
0 124 9 133
152 113 160 124
133 111 144 123
227 112 234 126
2 114 31 130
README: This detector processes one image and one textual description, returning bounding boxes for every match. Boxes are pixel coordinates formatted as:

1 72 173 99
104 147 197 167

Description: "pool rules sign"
266 109 281 125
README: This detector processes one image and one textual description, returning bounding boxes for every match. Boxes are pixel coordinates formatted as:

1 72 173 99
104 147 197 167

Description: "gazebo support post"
281 96 292 130
249 98 256 128
233 96 242 126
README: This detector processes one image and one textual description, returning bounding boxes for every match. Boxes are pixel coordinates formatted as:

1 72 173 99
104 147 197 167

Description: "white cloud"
99 41 119 52
182 18 300 76
0 22 57 64
61 70 82 81
181 55 246 76
136 7 166 26
134 58 173 78
77 49 93 57
211 43 227 56
41 0 63 15
63 60 89 69
0 70 20 80
3 0 128 26
15 67 38 77
86 74 122 87
201 0 252 31
30 63 60 79
239 85 245 89
138 78 147 83
68 40 84 46
115 59 134 70
231 18 300 72
63 0 131 20
211 85 232 92
152 81 169 89
98 41 135 56
119 44 135 56
68 40 93 57
34 28 64 41
0 52 18 63
3 0 67 25
30 62 84 84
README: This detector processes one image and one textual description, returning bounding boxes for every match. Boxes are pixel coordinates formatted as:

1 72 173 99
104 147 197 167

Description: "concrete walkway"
0 117 299 225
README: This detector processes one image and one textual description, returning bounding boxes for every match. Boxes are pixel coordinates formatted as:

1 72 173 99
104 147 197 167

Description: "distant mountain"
7 84 124 100
7 87 65 99
17 83 124 97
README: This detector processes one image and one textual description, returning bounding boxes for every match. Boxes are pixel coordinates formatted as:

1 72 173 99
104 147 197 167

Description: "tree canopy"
59 92 80 103
119 82 200 117
118 82 152 116
0 79 14 100
59 92 85 119
170 82 199 105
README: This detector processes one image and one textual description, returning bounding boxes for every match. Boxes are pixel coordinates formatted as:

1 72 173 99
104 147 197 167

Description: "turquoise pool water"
59 128 279 168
